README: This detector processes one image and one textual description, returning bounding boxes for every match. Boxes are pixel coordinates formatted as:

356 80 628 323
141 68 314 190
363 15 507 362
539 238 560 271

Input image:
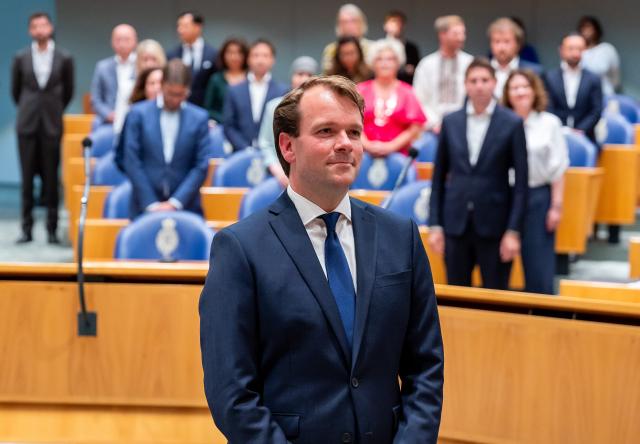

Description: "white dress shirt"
113 53 136 133
413 50 473 128
581 42 620 96
287 186 357 291
157 95 181 164
182 37 204 71
561 61 582 128
31 40 55 89
491 57 519 100
248 71 271 124
523 111 569 188
466 99 496 167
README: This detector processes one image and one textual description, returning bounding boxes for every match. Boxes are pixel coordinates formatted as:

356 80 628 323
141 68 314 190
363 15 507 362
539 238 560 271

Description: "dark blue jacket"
200 192 444 443
167 42 218 107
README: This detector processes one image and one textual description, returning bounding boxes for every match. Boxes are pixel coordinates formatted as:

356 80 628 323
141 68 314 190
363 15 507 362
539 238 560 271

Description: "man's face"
560 35 586 68
490 29 519 65
291 72 312 89
440 24 466 52
337 12 362 38
465 67 496 106
112 25 137 59
248 43 275 78
29 16 53 43
383 17 403 38
162 83 189 111
281 86 363 193
177 14 201 44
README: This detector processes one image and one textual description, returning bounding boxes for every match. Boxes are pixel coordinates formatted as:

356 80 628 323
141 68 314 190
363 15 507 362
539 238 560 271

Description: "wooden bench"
595 144 639 225
63 113 94 136
559 279 640 303
629 236 640 279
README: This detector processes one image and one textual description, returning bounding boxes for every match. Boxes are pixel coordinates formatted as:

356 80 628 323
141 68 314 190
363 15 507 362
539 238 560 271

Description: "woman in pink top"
358 38 426 156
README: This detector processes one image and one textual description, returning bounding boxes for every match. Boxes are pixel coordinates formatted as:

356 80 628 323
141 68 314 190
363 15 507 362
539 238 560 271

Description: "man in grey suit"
11 12 74 243
90 24 137 127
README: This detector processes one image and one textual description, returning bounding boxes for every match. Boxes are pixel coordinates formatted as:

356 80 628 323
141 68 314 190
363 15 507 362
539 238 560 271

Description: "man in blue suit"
90 24 138 126
122 60 210 219
200 76 444 443
223 39 289 151
488 17 543 99
429 58 528 290
543 33 603 146
166 11 217 107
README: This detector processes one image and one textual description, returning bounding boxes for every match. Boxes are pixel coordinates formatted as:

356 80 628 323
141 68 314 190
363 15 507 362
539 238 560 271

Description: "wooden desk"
595 144 638 224
415 162 433 181
630 237 640 279
559 279 640 304
63 114 94 136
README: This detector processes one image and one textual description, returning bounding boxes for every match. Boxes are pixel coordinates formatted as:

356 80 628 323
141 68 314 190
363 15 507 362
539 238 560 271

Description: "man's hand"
546 207 562 232
428 230 445 256
150 201 178 212
105 111 115 123
499 231 520 262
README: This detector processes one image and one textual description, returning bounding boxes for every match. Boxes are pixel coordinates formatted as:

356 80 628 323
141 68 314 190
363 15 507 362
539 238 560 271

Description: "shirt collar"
156 94 186 112
32 39 54 53
115 52 136 65
466 99 496 117
248 71 272 85
561 61 582 74
491 56 519 71
184 36 204 51
287 185 352 226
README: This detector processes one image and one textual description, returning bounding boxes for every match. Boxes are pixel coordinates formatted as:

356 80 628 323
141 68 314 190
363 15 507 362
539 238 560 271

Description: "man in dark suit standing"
166 11 217 107
11 12 74 244
429 58 528 290
543 33 603 146
223 39 288 151
122 60 210 219
200 76 444 443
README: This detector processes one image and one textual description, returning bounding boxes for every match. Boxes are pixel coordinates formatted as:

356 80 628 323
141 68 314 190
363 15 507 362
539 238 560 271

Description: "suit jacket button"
351 377 359 388
342 432 353 443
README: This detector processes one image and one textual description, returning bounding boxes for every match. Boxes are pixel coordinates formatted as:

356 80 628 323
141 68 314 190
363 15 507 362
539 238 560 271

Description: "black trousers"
444 215 512 290
17 131 60 234
521 186 555 294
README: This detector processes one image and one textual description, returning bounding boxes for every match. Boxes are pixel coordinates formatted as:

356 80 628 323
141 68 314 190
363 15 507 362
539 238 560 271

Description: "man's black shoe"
16 233 33 244
47 233 60 244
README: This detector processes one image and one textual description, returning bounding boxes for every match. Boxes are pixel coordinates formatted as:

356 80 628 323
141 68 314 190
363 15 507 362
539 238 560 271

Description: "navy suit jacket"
199 192 444 443
90 57 124 122
167 42 217 106
543 67 603 144
122 99 210 218
223 78 289 151
429 105 528 238
519 58 543 76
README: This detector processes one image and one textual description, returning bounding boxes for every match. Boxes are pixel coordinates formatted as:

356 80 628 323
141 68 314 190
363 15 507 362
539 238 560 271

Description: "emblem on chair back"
155 217 180 262
413 187 431 224
246 157 266 186
367 158 389 189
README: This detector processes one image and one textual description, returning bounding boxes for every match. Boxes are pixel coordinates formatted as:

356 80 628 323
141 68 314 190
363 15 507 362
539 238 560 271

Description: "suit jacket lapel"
555 69 569 108
24 49 38 88
350 199 376 370
474 108 500 170
151 104 165 163
44 50 61 90
268 193 352 367
454 110 472 172
574 71 589 110
170 107 188 166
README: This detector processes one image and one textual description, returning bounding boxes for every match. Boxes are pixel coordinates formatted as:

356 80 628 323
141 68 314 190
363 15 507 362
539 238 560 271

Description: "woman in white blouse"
503 69 569 294
578 16 620 96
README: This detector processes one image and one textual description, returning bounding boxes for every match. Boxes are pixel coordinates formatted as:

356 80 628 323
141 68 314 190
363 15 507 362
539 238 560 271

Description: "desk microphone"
382 146 420 209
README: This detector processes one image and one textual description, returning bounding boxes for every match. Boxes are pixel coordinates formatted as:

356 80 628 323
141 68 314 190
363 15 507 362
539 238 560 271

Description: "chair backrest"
606 95 640 124
564 130 597 167
352 153 416 190
238 177 284 219
212 149 267 187
208 125 231 158
114 211 214 261
382 181 432 226
92 151 128 186
414 132 439 163
90 124 115 158
599 112 634 145
103 181 132 219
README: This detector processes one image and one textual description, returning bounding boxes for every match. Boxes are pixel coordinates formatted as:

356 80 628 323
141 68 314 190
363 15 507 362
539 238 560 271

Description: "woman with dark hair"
324 36 372 83
578 16 620 96
503 69 569 294
129 67 163 104
203 37 248 122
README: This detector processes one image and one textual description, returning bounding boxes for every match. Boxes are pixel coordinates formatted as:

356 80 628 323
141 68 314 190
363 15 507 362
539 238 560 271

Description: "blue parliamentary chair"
564 131 597 167
92 151 127 186
212 149 267 187
209 125 228 158
352 153 416 190
114 211 214 261
90 124 115 158
414 132 439 163
382 181 432 226
103 181 132 219
600 112 634 145
606 95 640 124
238 177 284 219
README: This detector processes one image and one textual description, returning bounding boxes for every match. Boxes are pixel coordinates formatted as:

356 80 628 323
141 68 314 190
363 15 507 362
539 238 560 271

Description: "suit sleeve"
428 120 449 228
543 75 559 117
507 119 528 233
170 114 209 206
223 90 252 151
11 55 22 105
199 229 290 443
122 110 160 208
62 54 74 108
576 77 603 134
394 220 444 444
90 63 111 120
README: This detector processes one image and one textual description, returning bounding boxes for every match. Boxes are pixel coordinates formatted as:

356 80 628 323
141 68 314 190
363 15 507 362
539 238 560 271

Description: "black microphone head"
82 137 93 148
408 146 420 159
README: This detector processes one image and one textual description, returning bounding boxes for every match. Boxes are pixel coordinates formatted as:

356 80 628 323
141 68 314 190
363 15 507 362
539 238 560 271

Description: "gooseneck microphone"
77 137 97 336
382 146 420 209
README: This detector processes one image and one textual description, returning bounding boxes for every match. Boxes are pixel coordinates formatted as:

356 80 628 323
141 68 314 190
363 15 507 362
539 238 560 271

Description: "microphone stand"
382 147 420 209
77 137 97 336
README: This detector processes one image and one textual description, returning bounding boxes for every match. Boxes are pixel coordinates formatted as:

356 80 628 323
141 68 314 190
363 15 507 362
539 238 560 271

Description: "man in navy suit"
166 11 217 107
429 58 528 290
200 76 444 443
488 17 543 99
122 60 210 219
223 39 289 151
90 24 137 126
543 33 603 146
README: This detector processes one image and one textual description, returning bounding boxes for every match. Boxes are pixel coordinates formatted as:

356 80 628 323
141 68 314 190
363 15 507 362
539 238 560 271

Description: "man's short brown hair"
162 59 191 87
434 15 464 34
487 17 524 48
273 75 364 176
465 57 495 79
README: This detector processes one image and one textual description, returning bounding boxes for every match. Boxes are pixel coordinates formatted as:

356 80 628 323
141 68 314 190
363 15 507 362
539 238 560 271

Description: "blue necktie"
320 212 355 348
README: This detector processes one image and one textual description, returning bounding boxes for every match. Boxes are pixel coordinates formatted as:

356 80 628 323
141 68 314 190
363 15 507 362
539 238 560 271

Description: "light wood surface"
69 185 113 247
630 236 640 279
595 144 638 224
559 279 640 303
200 186 248 221
349 189 389 205
415 162 434 181
63 114 94 136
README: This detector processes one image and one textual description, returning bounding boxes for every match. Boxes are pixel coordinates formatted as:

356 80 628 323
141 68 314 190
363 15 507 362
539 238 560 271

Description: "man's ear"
279 132 295 165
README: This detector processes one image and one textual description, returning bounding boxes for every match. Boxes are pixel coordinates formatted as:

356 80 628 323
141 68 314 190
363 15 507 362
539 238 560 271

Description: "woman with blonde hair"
135 39 166 72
